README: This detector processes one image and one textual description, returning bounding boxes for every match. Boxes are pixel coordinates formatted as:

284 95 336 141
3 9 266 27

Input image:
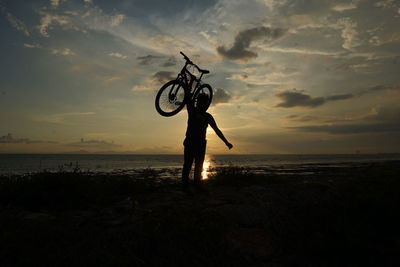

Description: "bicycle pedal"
175 101 182 105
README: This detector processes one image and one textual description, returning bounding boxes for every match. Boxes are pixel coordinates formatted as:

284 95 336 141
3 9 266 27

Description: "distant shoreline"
1 154 400 176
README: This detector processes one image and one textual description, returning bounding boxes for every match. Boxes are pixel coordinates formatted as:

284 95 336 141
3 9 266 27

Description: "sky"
0 0 399 154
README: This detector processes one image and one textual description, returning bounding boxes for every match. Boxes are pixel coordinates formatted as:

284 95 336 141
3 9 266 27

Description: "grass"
0 171 160 211
1 161 400 266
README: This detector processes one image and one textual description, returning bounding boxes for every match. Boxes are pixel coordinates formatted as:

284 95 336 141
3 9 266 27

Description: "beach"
1 160 399 266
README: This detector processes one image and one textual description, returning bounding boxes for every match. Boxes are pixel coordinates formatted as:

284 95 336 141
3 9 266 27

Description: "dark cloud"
151 71 175 83
290 123 400 134
217 26 286 61
325 94 354 101
290 106 400 134
276 90 353 108
162 57 177 67
278 85 399 109
0 133 57 144
360 85 400 96
212 88 232 105
246 83 259 89
67 138 120 149
136 54 164 65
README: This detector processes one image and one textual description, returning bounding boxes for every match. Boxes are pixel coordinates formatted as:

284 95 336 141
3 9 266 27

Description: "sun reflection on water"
202 155 211 180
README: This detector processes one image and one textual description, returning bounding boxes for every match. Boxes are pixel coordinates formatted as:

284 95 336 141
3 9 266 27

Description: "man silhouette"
182 93 233 191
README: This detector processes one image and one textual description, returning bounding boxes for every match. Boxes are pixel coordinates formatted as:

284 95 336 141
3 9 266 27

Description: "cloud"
50 0 60 8
67 138 120 149
227 64 298 86
289 106 400 134
369 36 381 46
365 106 400 123
131 71 175 91
337 17 361 50
360 85 400 95
131 85 155 91
162 57 177 67
276 90 353 108
51 48 75 56
147 35 194 55
286 114 321 122
375 0 399 11
83 0 93 3
151 71 175 84
38 12 69 37
137 55 164 65
110 14 125 26
0 133 58 144
217 26 287 61
325 94 354 101
108 52 128 59
103 75 123 82
1 8 30 36
212 88 232 105
260 46 342 57
276 85 399 109
332 2 357 12
36 4 126 37
23 43 42 49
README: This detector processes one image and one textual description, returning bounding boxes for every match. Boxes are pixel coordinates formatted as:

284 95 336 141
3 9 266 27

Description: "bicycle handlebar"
180 51 209 74
180 51 191 63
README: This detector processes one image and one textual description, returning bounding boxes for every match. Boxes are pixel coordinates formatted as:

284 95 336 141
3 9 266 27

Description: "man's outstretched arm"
209 116 233 149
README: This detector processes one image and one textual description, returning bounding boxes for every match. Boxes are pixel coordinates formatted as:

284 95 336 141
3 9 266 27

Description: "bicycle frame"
179 65 204 93
168 56 206 101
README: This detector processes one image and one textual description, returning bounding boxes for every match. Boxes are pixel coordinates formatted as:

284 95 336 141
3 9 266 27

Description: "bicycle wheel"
155 80 187 117
193 84 213 111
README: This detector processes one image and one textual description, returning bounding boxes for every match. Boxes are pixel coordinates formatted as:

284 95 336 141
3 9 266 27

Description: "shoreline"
1 157 400 177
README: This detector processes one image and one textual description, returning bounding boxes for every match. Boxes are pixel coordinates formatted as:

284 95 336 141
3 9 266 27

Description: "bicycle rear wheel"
193 84 213 111
155 80 187 117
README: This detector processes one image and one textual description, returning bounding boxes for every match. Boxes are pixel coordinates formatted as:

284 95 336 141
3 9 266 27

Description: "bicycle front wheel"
155 80 187 117
193 84 213 111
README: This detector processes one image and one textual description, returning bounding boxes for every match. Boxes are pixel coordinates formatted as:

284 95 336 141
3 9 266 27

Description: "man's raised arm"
186 93 195 113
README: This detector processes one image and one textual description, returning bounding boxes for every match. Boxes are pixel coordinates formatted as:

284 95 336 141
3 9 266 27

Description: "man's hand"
226 142 233 150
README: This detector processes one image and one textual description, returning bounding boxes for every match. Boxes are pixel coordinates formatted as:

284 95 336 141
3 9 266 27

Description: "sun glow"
201 156 211 180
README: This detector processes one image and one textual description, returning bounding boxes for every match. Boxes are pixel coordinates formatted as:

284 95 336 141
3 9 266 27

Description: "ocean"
1 153 399 178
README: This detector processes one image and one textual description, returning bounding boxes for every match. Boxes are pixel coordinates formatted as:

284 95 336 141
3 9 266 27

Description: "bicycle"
155 52 213 117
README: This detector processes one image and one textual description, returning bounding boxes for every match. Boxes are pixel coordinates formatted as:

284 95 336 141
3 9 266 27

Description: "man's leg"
182 144 194 189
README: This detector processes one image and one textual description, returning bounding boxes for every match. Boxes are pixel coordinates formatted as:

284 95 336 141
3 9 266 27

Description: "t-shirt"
185 103 214 143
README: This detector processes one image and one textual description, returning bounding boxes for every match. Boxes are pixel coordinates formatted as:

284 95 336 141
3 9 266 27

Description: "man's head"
196 93 210 112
